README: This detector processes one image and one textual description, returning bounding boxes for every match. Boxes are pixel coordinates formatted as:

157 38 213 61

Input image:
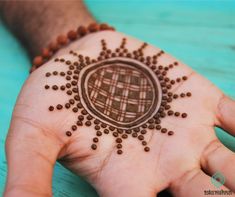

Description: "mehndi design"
44 38 191 154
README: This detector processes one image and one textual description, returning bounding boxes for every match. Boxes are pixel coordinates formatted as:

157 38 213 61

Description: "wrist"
1 1 95 57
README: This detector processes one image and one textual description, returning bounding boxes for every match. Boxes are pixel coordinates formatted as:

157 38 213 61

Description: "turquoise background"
0 0 235 196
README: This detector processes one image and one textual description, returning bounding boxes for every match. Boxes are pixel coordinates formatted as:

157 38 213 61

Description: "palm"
5 31 235 197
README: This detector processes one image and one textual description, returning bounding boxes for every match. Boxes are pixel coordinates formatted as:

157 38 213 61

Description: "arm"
0 0 95 57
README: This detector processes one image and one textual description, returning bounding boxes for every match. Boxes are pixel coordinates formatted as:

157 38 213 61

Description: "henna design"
44 38 191 154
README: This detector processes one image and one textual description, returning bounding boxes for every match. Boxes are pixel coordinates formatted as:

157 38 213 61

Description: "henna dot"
71 81 77 86
60 85 65 91
125 129 132 134
93 137 99 143
77 103 83 108
174 112 180 117
52 71 58 76
173 94 178 99
117 150 123 155
85 121 91 126
138 135 144 141
72 107 78 113
94 119 100 124
149 124 155 129
76 121 83 126
170 80 175 85
66 76 71 80
44 85 50 89
166 84 172 89
162 89 167 94
74 95 80 101
156 125 161 130
155 119 161 124
140 130 147 134
164 77 170 82
160 112 166 118
81 109 88 115
148 118 155 124
186 92 192 97
182 113 187 118
167 110 174 116
65 103 70 109
78 115 84 121
66 61 71 65
95 125 100 130
87 115 93 120
142 141 147 146
66 83 71 88
101 123 107 128
45 72 51 77
132 132 138 138
116 138 122 143
117 128 123 134
69 99 75 105
66 131 72 137
144 147 150 152
168 92 173 97
182 76 188 80
161 128 167 133
70 90 77 97
117 144 122 149
52 85 58 90
71 125 77 131
48 106 54 111
113 132 118 137
133 127 140 132
104 129 109 134
109 126 115 131
66 71 72 76
142 124 148 128
180 93 185 98
91 144 97 150
122 134 128 139
67 90 72 95
69 65 75 70
165 105 171 110
60 72 65 76
56 104 63 110
96 131 102 136
176 78 181 82
168 131 174 136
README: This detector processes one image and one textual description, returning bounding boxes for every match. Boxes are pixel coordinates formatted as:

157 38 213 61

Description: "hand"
4 31 235 197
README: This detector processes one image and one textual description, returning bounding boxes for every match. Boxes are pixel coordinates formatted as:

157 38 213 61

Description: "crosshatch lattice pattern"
87 64 154 123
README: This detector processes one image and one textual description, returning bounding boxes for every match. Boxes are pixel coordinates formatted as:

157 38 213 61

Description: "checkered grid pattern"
87 65 153 123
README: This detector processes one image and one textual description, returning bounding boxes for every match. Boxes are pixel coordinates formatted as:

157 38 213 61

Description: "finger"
201 139 235 192
216 95 235 136
4 117 63 196
170 169 232 197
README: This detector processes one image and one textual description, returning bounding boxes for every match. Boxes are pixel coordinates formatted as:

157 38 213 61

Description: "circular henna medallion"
78 58 162 128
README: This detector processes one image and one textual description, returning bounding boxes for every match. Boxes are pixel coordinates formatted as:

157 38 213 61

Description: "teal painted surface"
0 0 235 196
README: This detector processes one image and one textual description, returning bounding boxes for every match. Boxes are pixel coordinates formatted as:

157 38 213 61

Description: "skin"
4 31 235 197
0 0 95 57
1 1 235 196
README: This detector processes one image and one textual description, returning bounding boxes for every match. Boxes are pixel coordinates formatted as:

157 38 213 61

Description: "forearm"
0 0 95 57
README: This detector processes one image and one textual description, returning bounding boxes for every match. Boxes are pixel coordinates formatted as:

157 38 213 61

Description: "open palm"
4 31 235 197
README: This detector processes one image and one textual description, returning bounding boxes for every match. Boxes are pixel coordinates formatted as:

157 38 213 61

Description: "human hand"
4 31 235 197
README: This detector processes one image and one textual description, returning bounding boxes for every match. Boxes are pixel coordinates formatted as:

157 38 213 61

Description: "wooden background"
0 0 234 196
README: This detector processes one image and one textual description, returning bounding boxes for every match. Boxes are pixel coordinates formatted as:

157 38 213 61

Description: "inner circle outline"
78 58 162 128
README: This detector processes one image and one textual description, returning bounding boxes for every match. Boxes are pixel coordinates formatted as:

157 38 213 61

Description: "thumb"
216 95 235 136
4 117 63 197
